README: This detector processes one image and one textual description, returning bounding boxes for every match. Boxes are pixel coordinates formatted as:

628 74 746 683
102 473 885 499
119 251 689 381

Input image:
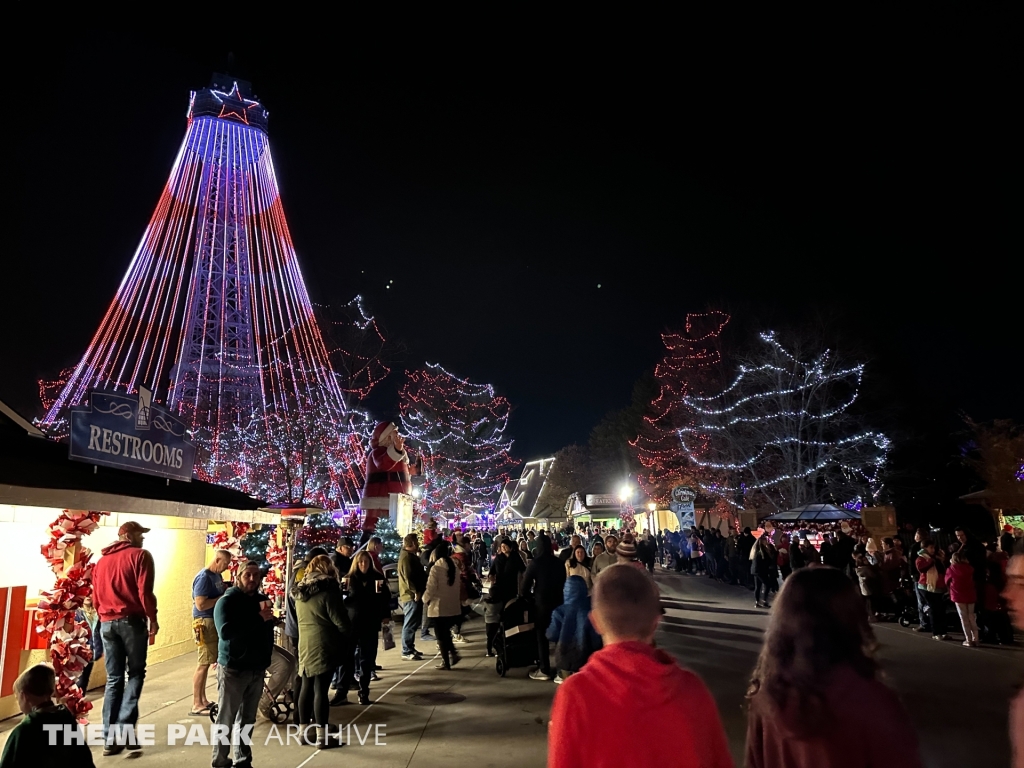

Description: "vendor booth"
761 504 865 548
0 402 274 721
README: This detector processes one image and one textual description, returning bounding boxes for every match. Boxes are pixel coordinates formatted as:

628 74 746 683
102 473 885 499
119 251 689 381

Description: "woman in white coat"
422 540 463 670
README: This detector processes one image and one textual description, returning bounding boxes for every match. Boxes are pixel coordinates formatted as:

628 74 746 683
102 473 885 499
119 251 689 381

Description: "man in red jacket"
91 521 158 755
548 564 733 768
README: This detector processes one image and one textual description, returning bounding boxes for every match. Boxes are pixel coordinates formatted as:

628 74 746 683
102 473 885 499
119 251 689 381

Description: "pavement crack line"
297 651 441 766
403 706 437 768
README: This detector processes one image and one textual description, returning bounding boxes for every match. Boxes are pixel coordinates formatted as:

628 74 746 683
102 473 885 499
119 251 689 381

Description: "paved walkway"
654 568 1021 767
3 569 1019 766
1 614 553 767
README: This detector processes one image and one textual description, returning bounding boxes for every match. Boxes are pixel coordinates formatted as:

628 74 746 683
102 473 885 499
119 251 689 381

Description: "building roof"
0 399 271 522
497 458 557 519
762 503 861 521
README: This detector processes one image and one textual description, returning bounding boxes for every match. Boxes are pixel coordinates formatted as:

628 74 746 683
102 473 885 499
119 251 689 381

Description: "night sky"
6 25 1018 465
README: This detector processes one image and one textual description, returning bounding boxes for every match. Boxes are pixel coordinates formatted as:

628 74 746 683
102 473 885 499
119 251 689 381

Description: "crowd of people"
3 516 1022 768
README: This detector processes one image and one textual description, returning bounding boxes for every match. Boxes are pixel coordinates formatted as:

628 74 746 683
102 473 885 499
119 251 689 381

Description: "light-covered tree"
680 330 889 512
400 363 517 518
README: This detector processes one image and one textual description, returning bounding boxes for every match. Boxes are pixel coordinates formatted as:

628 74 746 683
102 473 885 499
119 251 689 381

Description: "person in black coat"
520 534 566 680
751 536 777 608
342 551 391 705
490 539 525 604
737 528 756 587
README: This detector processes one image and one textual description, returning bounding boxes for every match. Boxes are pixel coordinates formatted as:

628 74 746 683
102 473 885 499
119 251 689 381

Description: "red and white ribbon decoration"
37 509 108 720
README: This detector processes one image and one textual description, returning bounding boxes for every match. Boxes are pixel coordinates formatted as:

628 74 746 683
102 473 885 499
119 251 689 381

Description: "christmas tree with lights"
399 364 517 519
294 512 342 559
240 526 273 571
631 311 731 502
374 516 402 565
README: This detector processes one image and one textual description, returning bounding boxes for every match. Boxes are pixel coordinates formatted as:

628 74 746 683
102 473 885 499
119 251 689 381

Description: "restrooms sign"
69 387 196 482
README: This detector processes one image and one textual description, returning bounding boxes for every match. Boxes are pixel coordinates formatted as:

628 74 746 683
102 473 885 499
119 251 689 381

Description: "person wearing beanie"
614 535 646 572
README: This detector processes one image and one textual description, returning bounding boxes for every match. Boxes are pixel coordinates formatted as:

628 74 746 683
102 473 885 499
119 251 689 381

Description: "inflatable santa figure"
360 421 421 537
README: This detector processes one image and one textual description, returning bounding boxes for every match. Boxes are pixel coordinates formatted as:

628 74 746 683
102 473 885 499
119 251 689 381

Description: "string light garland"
399 363 518 520
679 330 889 512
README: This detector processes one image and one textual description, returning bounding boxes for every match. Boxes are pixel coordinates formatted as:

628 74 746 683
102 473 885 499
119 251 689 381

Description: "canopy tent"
762 504 861 522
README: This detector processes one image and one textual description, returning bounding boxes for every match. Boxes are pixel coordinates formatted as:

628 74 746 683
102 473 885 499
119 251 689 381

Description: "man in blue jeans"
397 533 428 660
91 521 159 756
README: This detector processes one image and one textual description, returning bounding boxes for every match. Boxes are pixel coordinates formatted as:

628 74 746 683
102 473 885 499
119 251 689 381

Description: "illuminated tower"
39 75 364 503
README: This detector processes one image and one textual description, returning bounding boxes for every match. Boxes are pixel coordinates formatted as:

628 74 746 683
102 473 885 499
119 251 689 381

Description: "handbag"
381 622 396 651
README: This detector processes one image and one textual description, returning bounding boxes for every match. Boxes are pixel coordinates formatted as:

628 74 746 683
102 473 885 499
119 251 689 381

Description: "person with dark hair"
916 539 950 640
549 566 730 768
423 540 462 670
745 567 922 768
1 664 96 767
293 555 350 745
592 534 618 575
752 536 777 608
485 538 525 655
344 551 391 704
212 561 280 768
945 551 979 647
521 534 567 681
565 544 593 591
954 526 988 632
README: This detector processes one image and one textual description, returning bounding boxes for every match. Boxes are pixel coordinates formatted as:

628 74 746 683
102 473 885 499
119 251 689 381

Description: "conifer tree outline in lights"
36 76 367 505
679 330 890 512
631 311 732 503
399 364 517 519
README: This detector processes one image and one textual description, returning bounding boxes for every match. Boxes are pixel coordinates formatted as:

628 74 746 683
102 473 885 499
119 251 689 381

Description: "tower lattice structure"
39 75 365 505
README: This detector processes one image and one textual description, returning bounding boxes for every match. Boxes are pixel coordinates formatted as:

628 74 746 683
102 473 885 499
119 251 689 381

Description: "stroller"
894 575 921 628
209 644 296 724
493 597 537 677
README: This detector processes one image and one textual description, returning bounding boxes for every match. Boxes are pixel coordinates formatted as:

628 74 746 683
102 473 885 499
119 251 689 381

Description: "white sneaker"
553 673 565 684
529 668 552 681
452 634 467 644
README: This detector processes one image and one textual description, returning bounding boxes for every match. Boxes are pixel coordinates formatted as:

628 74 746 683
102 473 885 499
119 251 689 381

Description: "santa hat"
371 421 397 448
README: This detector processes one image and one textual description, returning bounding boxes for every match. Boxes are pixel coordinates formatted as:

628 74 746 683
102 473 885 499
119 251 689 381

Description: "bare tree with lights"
399 363 518 519
680 330 890 512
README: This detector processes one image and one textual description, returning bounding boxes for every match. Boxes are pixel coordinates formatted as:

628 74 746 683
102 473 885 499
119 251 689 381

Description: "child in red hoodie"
548 564 733 768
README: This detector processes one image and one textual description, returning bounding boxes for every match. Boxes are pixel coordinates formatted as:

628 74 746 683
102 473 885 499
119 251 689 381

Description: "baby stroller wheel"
208 702 219 722
495 657 507 677
898 615 911 628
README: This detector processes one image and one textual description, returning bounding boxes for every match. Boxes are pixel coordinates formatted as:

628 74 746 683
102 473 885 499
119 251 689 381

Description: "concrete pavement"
3 569 1019 766
654 568 1021 767
1 614 553 767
